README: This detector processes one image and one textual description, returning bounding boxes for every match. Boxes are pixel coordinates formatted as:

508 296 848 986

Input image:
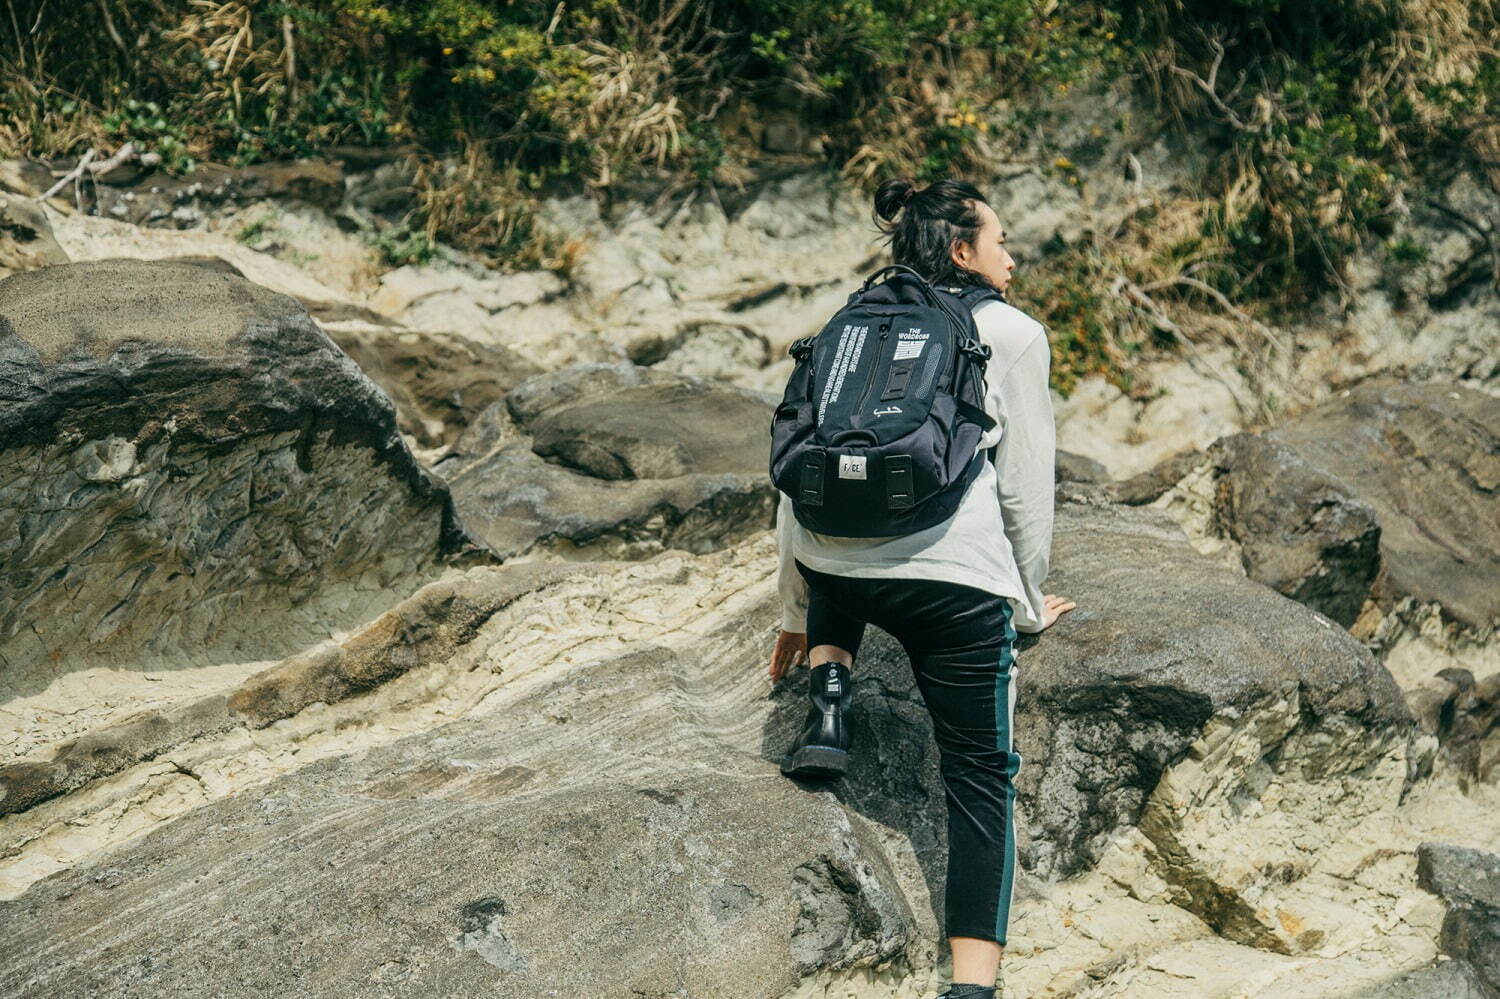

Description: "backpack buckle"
959 339 992 361
789 336 815 361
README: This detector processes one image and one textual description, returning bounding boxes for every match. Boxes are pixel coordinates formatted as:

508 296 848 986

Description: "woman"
769 178 1076 999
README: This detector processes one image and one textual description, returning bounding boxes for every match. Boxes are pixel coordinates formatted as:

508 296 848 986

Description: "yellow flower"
442 47 454 55
1054 156 1074 170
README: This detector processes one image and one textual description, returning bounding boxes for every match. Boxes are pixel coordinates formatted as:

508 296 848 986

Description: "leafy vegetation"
1 0 1494 391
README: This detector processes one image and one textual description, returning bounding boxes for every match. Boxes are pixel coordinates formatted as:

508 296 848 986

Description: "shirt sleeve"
990 326 1056 633
776 492 810 632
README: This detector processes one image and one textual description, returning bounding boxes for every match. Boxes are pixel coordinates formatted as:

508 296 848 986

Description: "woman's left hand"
769 630 808 683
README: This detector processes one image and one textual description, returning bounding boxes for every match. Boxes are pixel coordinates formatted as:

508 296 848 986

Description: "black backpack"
769 265 1000 537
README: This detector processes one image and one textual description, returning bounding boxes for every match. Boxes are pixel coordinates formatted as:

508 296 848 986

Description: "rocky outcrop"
1417 843 1500 995
0 259 477 717
441 362 778 558
1199 431 1385 629
0 540 918 998
1151 380 1500 778
1182 381 1499 633
81 160 346 228
0 502 1440 997
1016 504 1411 950
0 563 577 818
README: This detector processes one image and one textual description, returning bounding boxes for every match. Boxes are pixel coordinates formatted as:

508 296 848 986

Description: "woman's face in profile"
954 201 1016 294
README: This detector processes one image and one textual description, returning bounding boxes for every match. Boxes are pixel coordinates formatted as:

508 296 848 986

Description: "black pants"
796 560 1021 946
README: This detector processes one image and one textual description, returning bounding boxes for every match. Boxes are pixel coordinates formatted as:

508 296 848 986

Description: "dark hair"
873 178 997 291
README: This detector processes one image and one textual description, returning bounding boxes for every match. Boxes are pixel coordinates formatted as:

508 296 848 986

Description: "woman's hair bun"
874 178 918 222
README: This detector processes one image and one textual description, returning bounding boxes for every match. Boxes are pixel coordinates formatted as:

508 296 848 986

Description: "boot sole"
779 745 849 779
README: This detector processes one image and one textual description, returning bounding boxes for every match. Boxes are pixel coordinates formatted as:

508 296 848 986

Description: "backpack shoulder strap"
940 282 1006 311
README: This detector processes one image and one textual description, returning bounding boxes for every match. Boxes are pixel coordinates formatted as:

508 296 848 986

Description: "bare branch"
96 0 127 56
1426 197 1500 290
39 148 96 200
1111 274 1262 419
88 141 138 176
1169 37 1250 131
1140 274 1288 355
281 13 296 100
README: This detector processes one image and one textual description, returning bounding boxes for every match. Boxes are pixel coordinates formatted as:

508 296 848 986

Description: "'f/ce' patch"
837 455 867 480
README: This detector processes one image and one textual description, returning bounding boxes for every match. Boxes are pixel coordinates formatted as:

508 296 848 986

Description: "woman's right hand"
1041 593 1077 629
769 630 808 683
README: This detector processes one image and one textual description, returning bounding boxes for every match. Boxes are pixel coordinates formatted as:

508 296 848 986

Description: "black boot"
779 662 853 779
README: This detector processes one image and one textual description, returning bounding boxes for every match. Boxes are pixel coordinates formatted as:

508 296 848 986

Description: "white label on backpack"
838 455 867 480
893 328 928 360
817 324 869 424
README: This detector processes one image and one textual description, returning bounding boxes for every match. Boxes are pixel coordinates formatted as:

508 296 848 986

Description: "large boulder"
1003 504 1408 951
0 259 477 734
1154 380 1500 776
1184 380 1499 633
442 362 778 558
1201 431 1385 628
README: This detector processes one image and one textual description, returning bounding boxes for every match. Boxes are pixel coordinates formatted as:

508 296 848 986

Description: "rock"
443 363 777 558
1417 843 1500 994
0 554 916 998
1104 447 1204 505
326 323 540 448
1056 449 1110 485
0 562 579 817
0 503 1421 993
1347 959 1491 999
0 259 478 704
527 382 768 481
1403 670 1500 783
368 262 608 371
630 320 771 382
1181 380 1500 782
1257 382 1497 629
1160 380 1500 637
1203 432 1384 628
86 160 346 227
1054 344 1251 480
0 195 68 278
1006 503 1411 951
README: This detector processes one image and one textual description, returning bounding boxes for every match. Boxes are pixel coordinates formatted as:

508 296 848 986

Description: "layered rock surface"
0 259 475 771
0 503 1442 999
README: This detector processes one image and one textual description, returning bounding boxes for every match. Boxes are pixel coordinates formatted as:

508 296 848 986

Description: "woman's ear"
950 237 973 273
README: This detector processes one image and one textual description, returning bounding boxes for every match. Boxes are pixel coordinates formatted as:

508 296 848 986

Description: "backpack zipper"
854 319 891 419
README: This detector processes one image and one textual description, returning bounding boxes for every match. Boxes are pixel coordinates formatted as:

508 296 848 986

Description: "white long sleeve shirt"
776 298 1056 633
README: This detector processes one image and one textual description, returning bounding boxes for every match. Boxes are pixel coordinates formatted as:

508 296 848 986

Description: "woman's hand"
769 630 808 683
1041 593 1077 630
